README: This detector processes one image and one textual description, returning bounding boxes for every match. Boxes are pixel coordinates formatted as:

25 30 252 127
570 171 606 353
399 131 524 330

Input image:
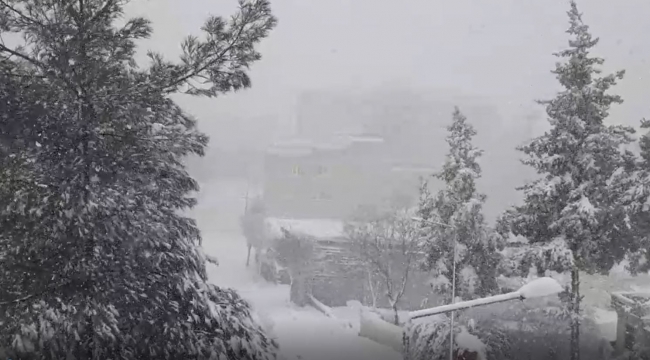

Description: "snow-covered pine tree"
620 118 650 274
499 2 637 360
416 178 434 226
0 0 278 359
419 107 500 302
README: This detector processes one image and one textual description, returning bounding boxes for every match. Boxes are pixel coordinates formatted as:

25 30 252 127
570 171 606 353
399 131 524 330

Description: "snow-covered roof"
266 134 385 157
265 217 347 241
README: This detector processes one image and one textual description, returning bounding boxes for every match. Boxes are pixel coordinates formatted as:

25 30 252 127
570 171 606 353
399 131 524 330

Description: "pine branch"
0 292 38 305
0 43 42 68
0 280 74 306
0 0 44 26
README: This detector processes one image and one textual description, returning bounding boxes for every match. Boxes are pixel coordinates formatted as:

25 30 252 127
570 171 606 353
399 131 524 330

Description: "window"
317 165 329 176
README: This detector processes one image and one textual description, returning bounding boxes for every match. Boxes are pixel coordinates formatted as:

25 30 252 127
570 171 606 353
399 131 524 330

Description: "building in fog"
262 134 433 220
285 88 538 222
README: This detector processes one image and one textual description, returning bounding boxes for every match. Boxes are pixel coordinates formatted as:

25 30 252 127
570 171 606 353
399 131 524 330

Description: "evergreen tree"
0 0 277 359
621 118 650 274
499 2 637 360
419 107 500 301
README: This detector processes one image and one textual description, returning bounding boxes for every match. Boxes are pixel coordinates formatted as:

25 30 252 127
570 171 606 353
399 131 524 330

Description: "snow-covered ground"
192 178 650 356
194 179 401 360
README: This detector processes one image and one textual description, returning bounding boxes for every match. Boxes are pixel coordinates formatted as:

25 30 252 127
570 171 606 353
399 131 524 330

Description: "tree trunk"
391 301 399 325
367 267 377 308
570 266 581 360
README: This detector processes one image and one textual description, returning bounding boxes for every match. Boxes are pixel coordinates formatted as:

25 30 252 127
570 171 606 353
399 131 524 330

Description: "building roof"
266 134 385 157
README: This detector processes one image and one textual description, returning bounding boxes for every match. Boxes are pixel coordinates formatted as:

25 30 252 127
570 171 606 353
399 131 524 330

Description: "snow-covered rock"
455 326 486 360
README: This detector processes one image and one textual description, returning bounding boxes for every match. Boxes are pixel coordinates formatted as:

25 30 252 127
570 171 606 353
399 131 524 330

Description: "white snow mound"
456 326 487 360
518 277 563 299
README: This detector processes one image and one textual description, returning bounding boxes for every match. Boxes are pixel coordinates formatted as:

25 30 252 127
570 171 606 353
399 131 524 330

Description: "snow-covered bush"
463 297 612 360
404 294 611 360
403 315 509 360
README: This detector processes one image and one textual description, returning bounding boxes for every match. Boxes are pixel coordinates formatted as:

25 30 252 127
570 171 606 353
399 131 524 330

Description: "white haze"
123 0 650 218
120 1 650 359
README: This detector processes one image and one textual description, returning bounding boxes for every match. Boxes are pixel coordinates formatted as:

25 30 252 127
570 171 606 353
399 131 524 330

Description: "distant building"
262 134 434 220
271 88 537 221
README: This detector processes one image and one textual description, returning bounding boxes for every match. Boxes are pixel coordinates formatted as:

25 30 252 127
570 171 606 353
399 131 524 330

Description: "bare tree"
346 207 421 325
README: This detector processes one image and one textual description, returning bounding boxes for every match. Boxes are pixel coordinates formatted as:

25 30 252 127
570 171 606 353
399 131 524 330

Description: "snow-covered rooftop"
266 134 385 157
265 217 347 241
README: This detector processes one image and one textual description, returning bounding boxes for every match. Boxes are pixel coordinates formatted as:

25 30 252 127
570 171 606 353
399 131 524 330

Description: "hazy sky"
125 0 650 147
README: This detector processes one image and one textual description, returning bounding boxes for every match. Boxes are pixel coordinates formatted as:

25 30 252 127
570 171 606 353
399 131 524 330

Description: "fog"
4 0 650 358
138 1 650 359
123 0 650 221
123 0 650 212
126 0 650 131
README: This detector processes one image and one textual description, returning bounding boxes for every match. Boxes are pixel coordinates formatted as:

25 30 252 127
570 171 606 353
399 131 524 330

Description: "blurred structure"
611 291 650 357
263 134 434 220
263 88 518 221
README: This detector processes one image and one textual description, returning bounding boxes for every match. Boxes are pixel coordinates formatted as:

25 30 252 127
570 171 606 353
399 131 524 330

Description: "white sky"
127 0 650 146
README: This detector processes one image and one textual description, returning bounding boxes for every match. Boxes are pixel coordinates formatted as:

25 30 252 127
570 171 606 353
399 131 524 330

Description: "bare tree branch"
347 208 421 324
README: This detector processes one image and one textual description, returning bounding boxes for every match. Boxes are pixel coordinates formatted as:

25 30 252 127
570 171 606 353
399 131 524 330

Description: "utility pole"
244 161 251 214
449 232 458 360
